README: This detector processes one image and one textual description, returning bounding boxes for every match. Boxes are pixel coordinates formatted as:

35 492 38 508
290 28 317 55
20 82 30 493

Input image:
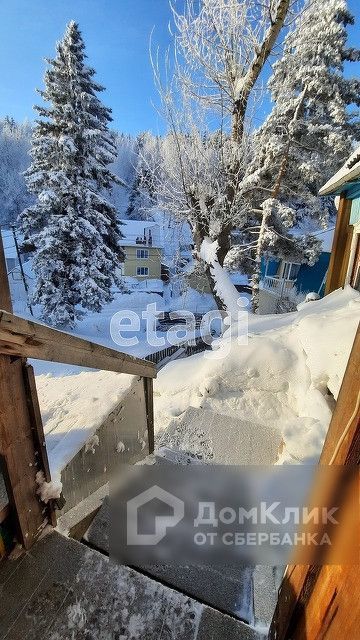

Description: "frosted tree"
126 133 160 220
19 22 124 327
0 117 32 227
151 0 292 310
242 0 360 311
109 133 137 216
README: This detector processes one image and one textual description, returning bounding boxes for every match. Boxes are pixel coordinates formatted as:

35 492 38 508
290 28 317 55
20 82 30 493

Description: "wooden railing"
0 309 156 378
263 275 296 294
0 234 156 550
0 308 156 549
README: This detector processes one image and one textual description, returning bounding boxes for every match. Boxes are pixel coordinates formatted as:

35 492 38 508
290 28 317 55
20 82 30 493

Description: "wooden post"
325 195 352 294
269 325 360 639
0 356 54 548
0 232 55 548
143 377 155 454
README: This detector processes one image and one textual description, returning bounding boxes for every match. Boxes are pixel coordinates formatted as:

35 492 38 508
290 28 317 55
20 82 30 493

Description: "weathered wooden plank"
0 309 157 379
23 363 57 527
143 376 155 453
0 355 48 548
320 323 360 465
325 194 352 294
269 325 360 639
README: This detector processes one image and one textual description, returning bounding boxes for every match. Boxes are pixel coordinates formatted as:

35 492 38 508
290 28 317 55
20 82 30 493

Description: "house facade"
259 228 333 313
319 147 360 293
119 220 163 280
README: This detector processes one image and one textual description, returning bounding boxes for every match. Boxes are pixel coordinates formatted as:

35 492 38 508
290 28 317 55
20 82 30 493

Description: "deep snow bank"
38 370 135 484
154 287 360 464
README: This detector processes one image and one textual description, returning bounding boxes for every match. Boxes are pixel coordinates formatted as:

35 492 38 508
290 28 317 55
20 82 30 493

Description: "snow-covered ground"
30 282 216 485
154 287 360 465
36 286 359 491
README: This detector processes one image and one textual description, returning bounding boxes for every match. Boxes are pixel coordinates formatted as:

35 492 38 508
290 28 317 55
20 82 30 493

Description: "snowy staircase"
0 529 265 640
157 406 282 465
83 406 283 634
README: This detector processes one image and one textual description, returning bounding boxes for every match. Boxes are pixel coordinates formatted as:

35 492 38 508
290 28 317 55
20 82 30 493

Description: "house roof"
319 146 360 196
118 219 163 248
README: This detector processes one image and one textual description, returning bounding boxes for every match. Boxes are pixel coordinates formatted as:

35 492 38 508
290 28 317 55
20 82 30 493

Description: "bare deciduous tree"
149 0 292 310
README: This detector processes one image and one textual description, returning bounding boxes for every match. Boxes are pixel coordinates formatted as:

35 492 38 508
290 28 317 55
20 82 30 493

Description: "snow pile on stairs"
154 287 360 464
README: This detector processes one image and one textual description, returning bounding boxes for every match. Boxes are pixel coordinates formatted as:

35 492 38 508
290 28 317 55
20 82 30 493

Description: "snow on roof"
155 286 360 465
119 219 163 248
319 145 360 196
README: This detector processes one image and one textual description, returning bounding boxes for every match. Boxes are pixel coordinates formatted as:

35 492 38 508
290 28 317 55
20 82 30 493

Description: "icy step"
85 495 254 624
157 406 282 464
0 530 265 640
84 406 282 627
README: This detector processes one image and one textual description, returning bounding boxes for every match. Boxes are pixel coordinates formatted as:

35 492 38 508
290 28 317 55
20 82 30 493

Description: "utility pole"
11 225 33 316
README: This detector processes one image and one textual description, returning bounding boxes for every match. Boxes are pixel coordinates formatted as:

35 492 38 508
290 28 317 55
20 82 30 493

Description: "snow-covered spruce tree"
19 21 124 327
241 0 360 311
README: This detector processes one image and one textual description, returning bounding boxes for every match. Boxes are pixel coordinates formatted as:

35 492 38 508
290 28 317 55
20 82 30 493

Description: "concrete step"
0 530 265 640
85 495 254 623
84 406 282 631
157 406 282 464
85 438 255 624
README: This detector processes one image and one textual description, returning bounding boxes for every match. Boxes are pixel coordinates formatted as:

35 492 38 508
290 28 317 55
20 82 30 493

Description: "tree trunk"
251 205 271 313
205 265 227 311
194 222 227 311
217 225 232 266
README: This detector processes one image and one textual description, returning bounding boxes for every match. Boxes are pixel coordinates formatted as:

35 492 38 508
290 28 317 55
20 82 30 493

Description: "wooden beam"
23 363 57 527
319 323 360 466
325 195 352 294
0 310 157 379
0 355 49 548
143 376 155 454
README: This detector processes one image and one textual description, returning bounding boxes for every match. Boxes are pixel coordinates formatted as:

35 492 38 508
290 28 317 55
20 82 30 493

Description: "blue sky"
0 0 359 135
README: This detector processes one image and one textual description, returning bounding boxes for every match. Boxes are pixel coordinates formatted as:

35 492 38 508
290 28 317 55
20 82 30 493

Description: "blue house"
259 227 333 311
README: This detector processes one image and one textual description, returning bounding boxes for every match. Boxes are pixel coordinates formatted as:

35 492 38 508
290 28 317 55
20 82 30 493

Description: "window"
137 266 149 276
137 248 149 259
280 262 300 280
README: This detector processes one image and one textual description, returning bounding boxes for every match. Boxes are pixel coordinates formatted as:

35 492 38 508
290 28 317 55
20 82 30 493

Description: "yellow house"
119 220 163 280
